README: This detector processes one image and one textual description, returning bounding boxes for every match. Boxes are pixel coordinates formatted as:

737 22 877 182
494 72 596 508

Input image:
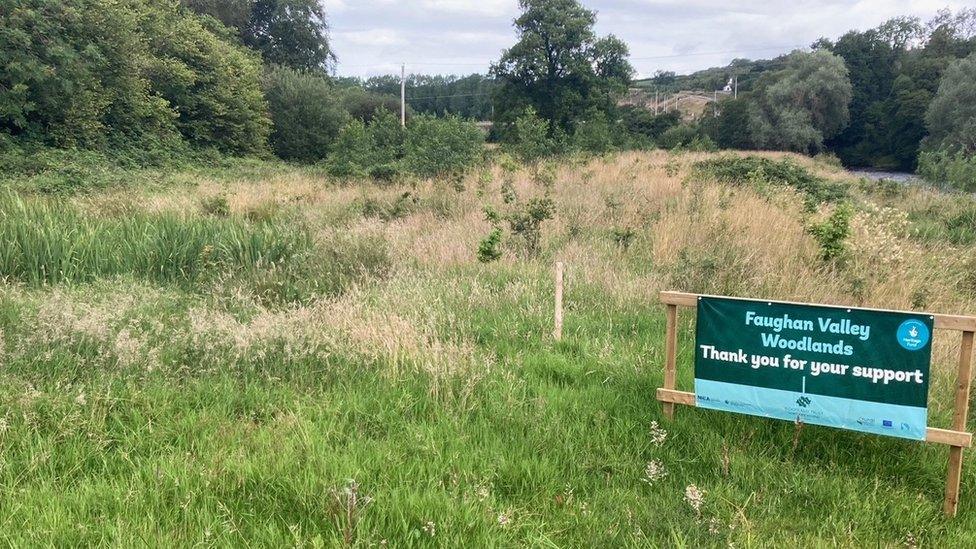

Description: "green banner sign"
694 296 933 440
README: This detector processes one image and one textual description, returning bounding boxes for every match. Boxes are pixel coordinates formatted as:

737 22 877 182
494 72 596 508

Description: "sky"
323 0 969 79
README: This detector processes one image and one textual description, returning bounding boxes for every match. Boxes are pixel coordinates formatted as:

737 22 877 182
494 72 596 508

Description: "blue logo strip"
694 379 928 441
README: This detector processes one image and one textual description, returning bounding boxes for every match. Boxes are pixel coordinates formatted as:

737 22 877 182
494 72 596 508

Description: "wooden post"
553 262 564 341
663 303 678 420
946 330 975 516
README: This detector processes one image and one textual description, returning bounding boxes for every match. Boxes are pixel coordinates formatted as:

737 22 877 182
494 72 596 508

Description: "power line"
406 92 492 100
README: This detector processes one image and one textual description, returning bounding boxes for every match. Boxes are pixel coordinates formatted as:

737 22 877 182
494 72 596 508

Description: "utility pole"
400 63 406 128
734 75 738 99
714 90 718 117
655 89 659 115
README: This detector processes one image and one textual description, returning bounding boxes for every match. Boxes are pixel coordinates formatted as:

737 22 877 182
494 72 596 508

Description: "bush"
262 66 349 161
621 107 681 141
656 124 701 150
327 120 374 178
918 149 976 192
809 204 853 262
403 115 484 178
503 107 557 164
477 228 503 262
507 196 555 256
0 0 270 156
340 87 406 122
695 155 848 206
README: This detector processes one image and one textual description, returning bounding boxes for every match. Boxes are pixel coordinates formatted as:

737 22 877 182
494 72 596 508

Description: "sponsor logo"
796 396 812 408
882 420 894 428
897 319 930 351
856 417 875 426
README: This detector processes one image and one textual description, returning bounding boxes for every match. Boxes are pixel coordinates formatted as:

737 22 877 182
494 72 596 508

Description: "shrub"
808 204 853 262
0 0 270 156
508 196 555 256
262 66 349 161
918 149 976 192
327 120 374 178
403 115 484 178
656 124 701 150
200 195 230 217
695 155 848 206
572 109 621 155
340 87 405 122
477 228 503 262
503 107 556 164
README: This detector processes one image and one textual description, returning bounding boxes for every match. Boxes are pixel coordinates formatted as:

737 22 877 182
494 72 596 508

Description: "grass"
2 150 976 545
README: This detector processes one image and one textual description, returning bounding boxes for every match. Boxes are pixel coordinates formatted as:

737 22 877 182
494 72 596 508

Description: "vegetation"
1 0 270 155
262 66 349 162
182 0 335 71
491 0 633 140
4 151 976 545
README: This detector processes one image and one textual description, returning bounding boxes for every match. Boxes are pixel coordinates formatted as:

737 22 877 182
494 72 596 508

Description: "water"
848 169 921 184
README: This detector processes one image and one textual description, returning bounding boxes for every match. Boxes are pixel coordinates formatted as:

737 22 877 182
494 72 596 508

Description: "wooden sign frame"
655 290 975 517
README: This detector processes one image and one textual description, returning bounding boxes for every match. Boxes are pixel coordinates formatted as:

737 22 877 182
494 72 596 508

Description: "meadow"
4 150 976 546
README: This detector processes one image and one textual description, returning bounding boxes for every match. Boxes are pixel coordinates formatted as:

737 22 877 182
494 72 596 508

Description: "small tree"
504 107 554 164
262 66 349 161
403 115 484 178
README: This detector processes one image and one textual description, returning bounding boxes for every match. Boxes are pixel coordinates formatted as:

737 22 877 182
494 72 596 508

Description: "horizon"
326 0 969 79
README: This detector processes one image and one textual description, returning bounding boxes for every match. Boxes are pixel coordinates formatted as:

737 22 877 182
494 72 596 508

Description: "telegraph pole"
734 75 738 99
400 63 406 128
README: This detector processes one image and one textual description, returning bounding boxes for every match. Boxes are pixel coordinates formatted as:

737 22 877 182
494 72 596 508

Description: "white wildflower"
684 484 705 514
422 521 435 537
641 460 668 485
649 421 668 446
74 392 87 406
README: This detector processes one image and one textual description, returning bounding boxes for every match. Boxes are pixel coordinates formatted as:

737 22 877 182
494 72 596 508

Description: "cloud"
328 0 973 77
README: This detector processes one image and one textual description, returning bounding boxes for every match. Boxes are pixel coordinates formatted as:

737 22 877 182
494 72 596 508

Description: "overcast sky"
324 0 969 79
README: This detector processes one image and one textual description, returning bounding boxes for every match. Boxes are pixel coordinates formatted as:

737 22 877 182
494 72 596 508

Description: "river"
847 169 922 184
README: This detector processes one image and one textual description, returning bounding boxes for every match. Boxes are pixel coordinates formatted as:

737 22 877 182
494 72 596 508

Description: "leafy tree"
182 0 334 71
712 98 759 150
924 53 976 153
750 50 852 153
262 66 349 161
490 0 633 137
1 0 270 155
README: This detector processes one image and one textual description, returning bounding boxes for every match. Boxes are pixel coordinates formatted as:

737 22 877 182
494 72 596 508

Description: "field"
4 150 976 546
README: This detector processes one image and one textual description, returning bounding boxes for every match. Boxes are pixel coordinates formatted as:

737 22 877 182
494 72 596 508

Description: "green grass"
2 157 976 546
0 272 974 547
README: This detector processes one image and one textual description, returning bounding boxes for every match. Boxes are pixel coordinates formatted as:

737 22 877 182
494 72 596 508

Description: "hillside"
3 151 976 545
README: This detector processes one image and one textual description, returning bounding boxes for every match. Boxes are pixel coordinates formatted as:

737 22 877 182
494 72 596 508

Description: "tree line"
2 0 974 188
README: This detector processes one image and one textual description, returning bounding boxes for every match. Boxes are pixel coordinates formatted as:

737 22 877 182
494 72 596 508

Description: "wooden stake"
946 330 974 517
663 303 678 420
553 262 564 341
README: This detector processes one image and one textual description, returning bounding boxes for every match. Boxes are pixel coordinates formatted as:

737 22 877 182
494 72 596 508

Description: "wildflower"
74 392 87 406
708 517 721 535
684 484 705 514
649 421 668 446
422 521 435 537
497 512 511 527
641 460 668 485
475 484 490 502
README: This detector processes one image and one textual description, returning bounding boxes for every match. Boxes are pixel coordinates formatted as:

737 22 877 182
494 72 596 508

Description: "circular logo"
897 319 930 351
